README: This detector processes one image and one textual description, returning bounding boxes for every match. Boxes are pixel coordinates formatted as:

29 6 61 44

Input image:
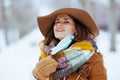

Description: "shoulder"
86 52 107 80
39 40 47 59
39 40 45 47
87 52 104 65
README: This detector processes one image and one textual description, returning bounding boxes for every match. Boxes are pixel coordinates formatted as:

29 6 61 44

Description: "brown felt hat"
37 8 99 37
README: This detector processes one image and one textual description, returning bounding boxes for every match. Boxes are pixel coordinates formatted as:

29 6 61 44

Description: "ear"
87 33 95 39
73 30 78 37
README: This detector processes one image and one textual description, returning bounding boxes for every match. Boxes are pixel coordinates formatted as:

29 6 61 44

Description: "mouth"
55 28 65 32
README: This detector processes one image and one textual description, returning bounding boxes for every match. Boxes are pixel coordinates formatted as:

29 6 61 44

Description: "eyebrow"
55 17 71 21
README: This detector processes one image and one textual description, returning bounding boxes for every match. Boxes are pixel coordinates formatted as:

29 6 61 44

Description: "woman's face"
53 14 76 40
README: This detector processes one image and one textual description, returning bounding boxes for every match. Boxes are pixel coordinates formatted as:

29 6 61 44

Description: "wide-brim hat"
37 8 99 37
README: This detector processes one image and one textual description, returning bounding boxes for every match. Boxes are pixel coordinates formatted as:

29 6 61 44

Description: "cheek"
66 26 76 34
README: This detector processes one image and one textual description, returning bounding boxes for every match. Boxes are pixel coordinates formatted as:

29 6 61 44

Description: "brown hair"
44 15 90 45
72 15 90 41
44 24 59 45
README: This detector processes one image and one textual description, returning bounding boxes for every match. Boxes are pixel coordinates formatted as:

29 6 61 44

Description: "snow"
0 28 120 80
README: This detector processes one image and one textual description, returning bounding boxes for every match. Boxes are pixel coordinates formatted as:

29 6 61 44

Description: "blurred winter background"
0 0 120 80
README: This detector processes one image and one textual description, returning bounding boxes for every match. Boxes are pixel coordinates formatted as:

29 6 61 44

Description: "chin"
55 35 64 40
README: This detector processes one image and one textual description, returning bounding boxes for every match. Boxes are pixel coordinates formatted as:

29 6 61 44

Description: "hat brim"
37 8 99 37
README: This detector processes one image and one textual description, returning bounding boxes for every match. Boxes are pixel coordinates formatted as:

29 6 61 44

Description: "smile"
56 28 65 32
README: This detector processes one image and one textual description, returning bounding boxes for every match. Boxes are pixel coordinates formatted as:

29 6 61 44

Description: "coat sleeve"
88 53 107 80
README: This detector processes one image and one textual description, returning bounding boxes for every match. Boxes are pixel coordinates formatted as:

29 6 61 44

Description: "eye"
55 20 59 24
64 21 70 23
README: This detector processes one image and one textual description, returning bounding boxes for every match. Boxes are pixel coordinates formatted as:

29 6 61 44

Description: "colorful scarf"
51 41 95 79
39 39 97 80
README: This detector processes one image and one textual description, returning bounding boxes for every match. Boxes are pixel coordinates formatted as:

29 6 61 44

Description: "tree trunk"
109 0 117 51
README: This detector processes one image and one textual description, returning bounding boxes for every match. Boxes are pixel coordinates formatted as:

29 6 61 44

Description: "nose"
57 23 62 26
56 21 64 26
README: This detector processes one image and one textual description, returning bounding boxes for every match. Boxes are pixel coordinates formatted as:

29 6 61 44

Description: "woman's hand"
32 57 58 80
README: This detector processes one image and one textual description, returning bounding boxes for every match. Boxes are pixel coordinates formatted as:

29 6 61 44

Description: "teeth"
56 28 64 32
58 29 63 30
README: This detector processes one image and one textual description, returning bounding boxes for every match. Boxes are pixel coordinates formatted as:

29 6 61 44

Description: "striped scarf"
51 40 96 79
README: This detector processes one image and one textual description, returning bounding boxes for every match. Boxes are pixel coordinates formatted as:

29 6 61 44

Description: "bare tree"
11 0 39 37
0 0 39 45
109 0 117 51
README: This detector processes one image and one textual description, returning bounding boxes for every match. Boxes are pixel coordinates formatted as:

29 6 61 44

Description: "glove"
51 34 75 55
32 57 58 80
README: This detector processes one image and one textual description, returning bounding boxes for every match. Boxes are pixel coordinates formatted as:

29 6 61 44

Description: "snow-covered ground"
0 28 120 80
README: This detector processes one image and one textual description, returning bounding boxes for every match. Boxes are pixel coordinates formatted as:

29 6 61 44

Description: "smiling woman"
32 8 107 80
53 14 76 40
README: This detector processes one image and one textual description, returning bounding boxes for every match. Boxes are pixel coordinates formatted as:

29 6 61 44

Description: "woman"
32 8 107 80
